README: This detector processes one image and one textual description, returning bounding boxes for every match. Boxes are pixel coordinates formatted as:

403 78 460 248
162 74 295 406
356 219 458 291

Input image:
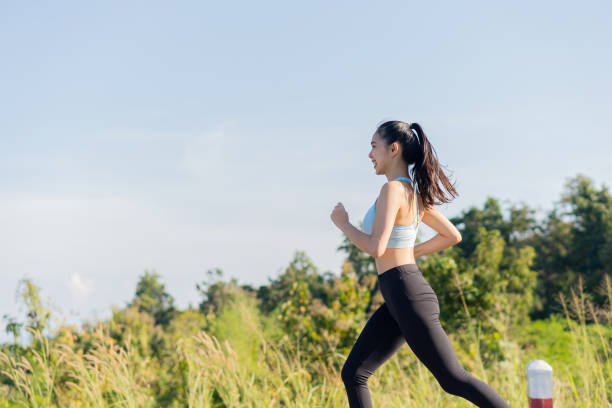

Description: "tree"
529 174 612 318
527 208 573 318
256 250 330 315
425 202 539 363
129 270 176 326
449 197 538 259
196 268 240 315
2 278 51 346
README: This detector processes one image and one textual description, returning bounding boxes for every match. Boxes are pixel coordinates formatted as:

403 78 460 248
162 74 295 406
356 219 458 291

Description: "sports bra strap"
394 176 411 182
416 194 419 227
393 176 419 227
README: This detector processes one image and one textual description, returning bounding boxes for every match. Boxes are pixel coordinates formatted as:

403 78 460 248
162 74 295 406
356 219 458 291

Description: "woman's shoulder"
376 180 418 210
378 180 407 197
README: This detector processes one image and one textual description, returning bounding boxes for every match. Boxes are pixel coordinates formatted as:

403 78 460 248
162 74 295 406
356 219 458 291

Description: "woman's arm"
414 206 462 257
338 221 378 257
333 182 404 258
414 234 460 257
330 202 378 257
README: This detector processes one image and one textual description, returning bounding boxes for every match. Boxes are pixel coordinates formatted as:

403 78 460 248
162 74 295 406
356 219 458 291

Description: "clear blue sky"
1 1 611 342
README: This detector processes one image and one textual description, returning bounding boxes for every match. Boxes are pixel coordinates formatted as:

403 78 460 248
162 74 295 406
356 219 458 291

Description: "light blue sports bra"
362 176 420 248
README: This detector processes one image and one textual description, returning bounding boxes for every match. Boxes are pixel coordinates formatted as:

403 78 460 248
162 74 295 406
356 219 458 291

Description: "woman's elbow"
371 242 384 258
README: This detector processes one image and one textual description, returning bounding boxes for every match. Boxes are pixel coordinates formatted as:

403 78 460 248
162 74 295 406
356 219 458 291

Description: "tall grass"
0 326 156 407
0 328 59 407
1 277 610 407
557 275 612 407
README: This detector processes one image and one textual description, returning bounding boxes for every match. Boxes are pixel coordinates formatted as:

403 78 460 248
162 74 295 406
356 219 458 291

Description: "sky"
1 0 611 342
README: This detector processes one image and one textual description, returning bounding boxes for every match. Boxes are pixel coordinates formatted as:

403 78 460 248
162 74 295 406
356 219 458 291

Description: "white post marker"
526 360 553 408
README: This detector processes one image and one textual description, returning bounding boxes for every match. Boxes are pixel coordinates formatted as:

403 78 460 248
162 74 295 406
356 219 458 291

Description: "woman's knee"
341 360 369 386
436 367 472 396
341 360 357 385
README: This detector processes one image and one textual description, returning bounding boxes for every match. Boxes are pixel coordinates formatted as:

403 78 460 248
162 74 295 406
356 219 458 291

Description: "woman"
330 121 511 408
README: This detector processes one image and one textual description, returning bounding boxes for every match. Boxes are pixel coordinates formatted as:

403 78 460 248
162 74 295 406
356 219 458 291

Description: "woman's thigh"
342 302 406 379
379 267 467 383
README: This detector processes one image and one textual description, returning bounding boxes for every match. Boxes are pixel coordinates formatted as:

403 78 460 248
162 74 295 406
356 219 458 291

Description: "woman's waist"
375 252 416 273
377 263 420 277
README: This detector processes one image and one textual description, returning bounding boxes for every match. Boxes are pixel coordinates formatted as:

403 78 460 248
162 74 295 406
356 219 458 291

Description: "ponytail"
408 122 458 209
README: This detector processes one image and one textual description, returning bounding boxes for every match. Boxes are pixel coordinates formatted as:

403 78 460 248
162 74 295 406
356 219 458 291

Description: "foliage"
129 270 177 326
0 274 609 407
256 250 331 315
275 258 370 371
1 173 611 406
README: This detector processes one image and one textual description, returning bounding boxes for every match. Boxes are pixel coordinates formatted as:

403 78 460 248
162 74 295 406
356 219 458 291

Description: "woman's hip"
377 263 439 303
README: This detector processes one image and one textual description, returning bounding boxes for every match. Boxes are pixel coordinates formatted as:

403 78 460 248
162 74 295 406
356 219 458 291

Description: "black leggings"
341 264 511 408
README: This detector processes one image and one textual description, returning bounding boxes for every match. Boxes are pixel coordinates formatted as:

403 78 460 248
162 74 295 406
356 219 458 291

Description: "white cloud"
67 273 93 301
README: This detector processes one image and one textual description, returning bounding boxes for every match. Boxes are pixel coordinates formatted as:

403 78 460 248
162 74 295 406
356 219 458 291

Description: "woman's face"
368 132 391 174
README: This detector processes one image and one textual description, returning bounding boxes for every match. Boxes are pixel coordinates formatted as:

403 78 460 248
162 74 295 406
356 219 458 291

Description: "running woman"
330 121 511 408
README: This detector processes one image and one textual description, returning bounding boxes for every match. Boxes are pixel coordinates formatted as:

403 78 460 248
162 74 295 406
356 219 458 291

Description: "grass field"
0 276 610 407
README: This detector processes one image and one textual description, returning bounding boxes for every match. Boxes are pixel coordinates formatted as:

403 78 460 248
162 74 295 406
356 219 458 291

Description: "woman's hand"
330 202 349 229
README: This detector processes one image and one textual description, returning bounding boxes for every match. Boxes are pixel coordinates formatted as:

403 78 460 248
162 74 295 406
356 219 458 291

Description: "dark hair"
375 120 458 210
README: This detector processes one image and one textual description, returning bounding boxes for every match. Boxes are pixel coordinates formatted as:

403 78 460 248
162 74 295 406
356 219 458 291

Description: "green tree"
423 224 537 364
129 270 177 326
256 250 330 315
526 208 573 318
196 268 240 315
2 278 52 346
449 197 538 259
529 174 612 318
276 259 370 369
559 175 612 309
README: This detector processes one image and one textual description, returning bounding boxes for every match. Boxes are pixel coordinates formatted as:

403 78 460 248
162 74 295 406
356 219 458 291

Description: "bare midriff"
375 248 417 275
